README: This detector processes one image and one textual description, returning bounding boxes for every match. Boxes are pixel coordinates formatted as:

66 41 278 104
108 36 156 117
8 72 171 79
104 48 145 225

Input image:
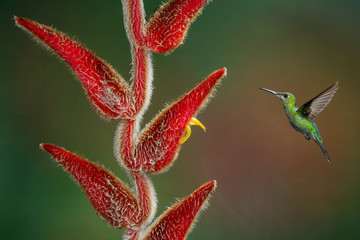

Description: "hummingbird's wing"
297 82 339 120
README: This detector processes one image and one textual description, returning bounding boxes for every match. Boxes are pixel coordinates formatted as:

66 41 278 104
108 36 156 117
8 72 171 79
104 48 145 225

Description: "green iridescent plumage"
260 82 339 162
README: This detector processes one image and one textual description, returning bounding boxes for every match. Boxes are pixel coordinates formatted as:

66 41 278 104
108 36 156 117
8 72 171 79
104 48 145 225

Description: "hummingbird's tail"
313 135 330 162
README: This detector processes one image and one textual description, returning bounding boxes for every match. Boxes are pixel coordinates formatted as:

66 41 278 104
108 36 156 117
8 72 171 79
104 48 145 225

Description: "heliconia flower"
145 0 210 53
142 181 216 240
14 17 136 120
40 143 139 228
133 68 226 173
17 0 224 238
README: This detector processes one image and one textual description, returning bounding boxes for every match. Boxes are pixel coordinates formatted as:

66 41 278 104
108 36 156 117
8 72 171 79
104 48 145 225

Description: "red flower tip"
15 17 135 120
142 180 216 240
145 0 210 53
40 143 139 228
133 68 226 173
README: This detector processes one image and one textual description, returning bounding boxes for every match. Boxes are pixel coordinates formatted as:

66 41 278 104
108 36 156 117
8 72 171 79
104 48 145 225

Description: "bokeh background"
2 0 360 239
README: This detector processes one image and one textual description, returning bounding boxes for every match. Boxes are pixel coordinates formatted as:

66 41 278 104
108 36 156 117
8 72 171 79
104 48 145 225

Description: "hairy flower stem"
120 2 155 237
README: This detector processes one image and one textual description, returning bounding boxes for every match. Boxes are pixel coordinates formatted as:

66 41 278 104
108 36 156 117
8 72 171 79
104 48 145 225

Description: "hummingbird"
259 82 339 162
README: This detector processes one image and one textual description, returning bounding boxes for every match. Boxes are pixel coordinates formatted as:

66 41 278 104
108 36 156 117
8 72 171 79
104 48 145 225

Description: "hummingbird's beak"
259 88 278 96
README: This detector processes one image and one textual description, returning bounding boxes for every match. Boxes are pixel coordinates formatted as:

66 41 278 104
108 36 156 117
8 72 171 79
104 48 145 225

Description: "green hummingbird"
259 82 339 162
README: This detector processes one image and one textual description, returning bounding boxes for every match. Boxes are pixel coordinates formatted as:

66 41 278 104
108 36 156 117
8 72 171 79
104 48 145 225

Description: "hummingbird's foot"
180 118 206 144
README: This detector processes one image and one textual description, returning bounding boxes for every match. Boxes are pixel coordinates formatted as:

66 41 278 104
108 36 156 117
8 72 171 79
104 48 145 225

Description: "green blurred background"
2 0 360 239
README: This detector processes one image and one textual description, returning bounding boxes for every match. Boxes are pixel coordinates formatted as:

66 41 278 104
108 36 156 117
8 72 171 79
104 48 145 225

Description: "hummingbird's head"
276 92 296 106
259 88 296 107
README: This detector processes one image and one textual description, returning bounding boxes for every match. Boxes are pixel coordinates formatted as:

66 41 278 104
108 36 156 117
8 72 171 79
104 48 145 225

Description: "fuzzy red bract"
18 0 225 239
145 0 210 53
15 17 135 120
142 181 216 240
40 143 138 228
135 68 226 173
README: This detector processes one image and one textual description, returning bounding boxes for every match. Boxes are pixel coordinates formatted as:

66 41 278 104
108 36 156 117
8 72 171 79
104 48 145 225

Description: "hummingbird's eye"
283 94 288 99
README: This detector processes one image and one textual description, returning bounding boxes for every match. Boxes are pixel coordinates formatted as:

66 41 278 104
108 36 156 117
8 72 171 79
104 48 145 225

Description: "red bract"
142 181 216 240
17 0 225 239
15 17 135 120
135 69 226 173
145 0 210 53
40 143 139 228
116 69 226 172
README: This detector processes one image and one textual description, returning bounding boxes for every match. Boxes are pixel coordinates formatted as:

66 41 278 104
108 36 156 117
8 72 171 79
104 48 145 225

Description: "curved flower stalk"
16 0 226 239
